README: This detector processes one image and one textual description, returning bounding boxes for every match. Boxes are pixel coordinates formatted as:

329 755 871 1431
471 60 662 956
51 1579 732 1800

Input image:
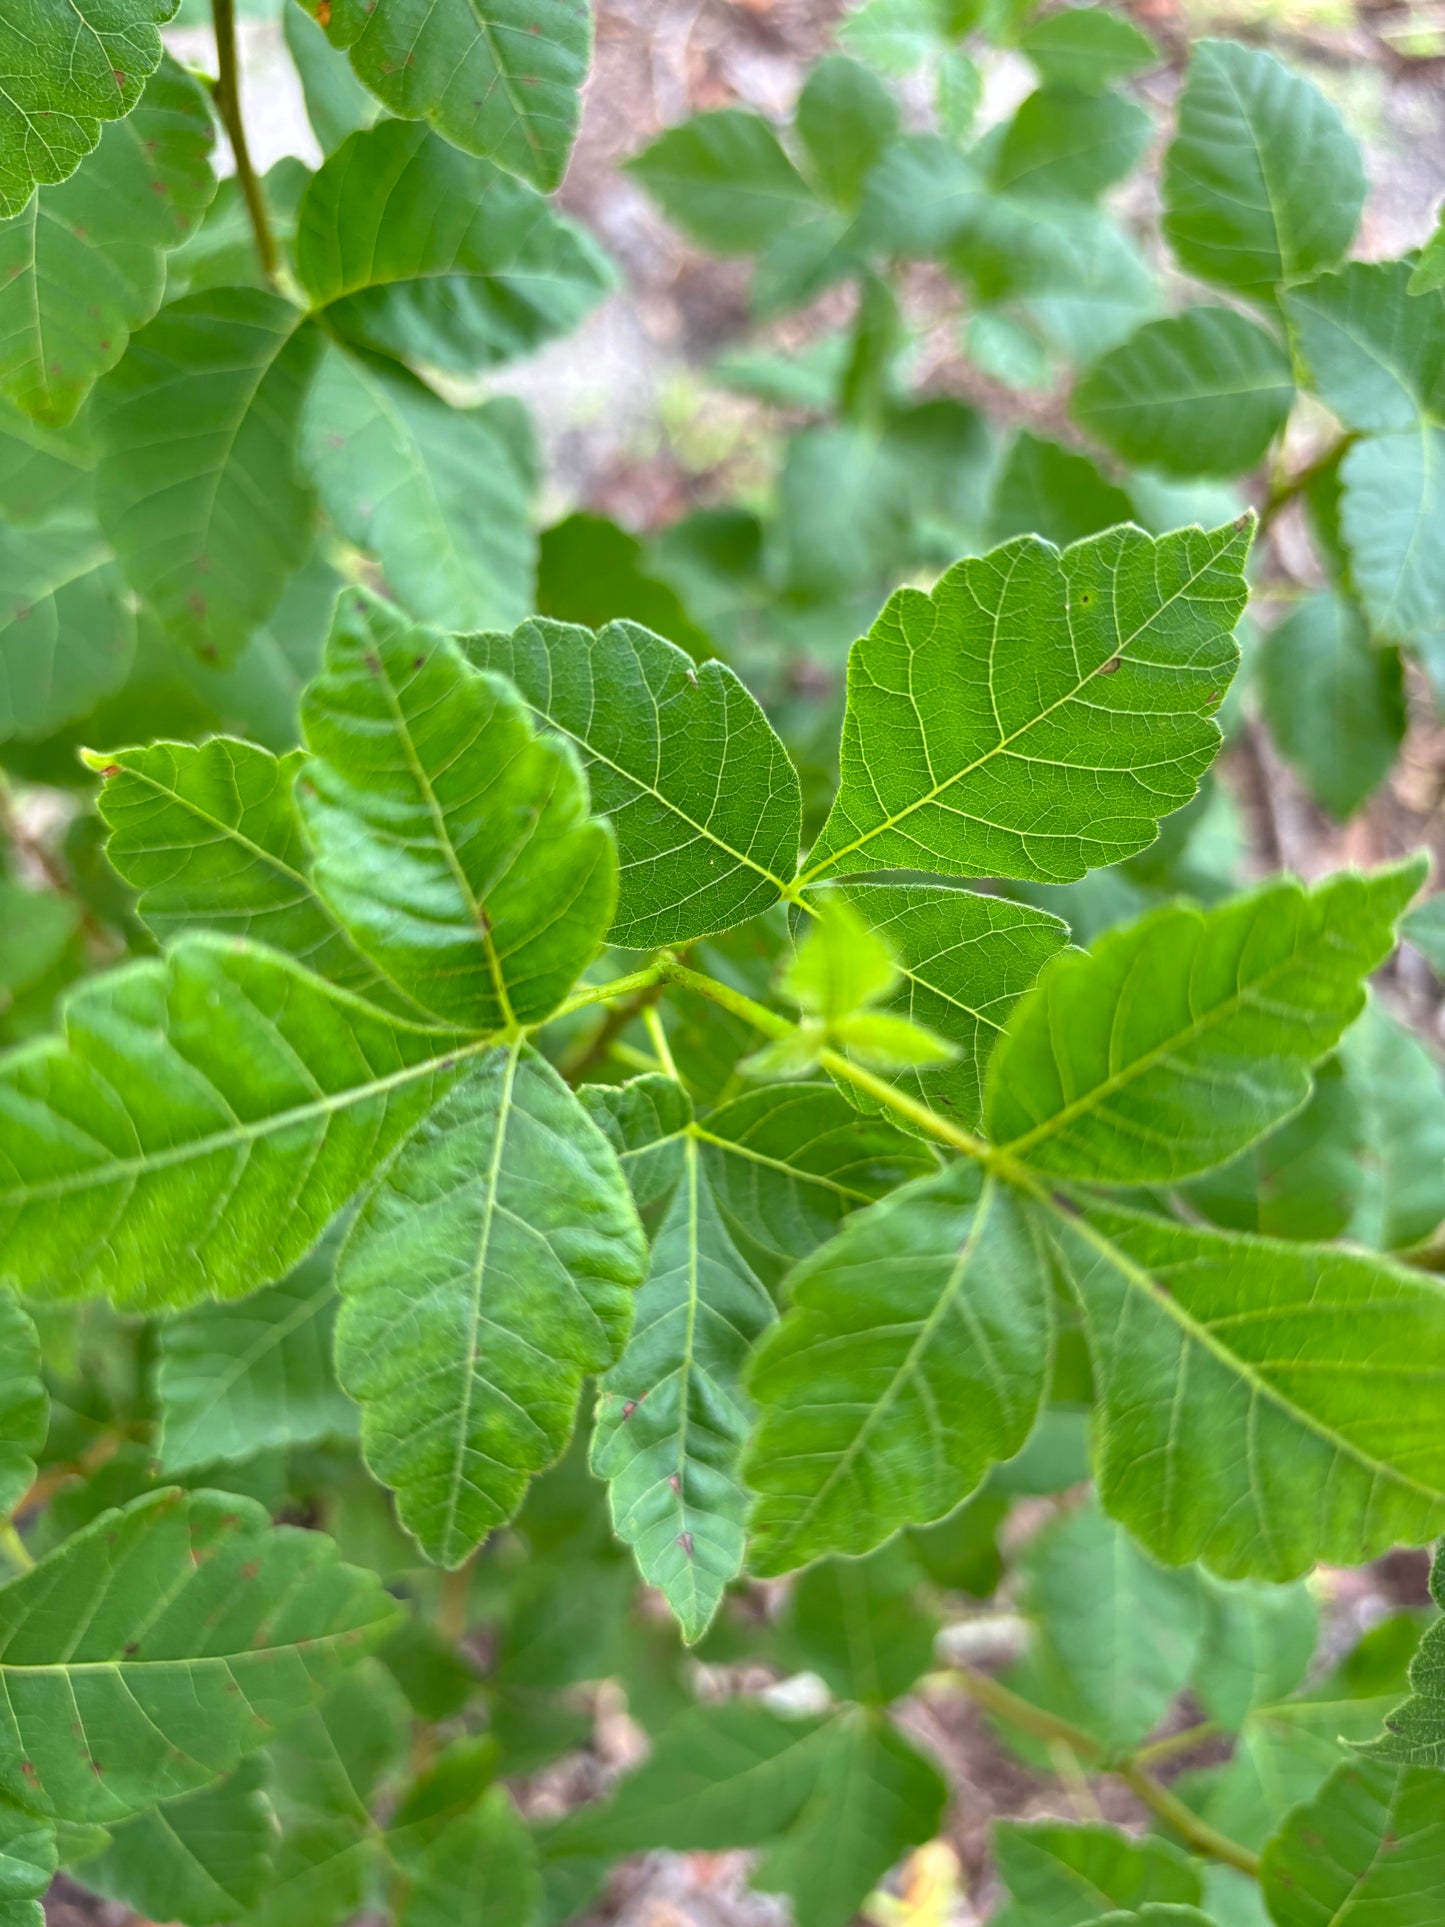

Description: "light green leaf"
838 0 948 74
1017 9 1157 94
1284 260 1445 434
1043 1195 1445 1576
464 616 800 949
1259 593 1404 821
1261 1759 1445 1925
283 3 379 154
336 1039 645 1566
1073 308 1294 478
1342 996 1445 1252
0 516 134 740
991 1822 1201 1927
0 398 95 523
71 1756 272 1925
852 134 983 259
87 737 423 1014
1412 216 1445 294
743 1166 1051 1575
987 864 1422 1182
308 0 590 191
992 88 1150 204
0 56 213 426
301 350 535 634
1190 1573 1317 1730
587 1076 773 1641
795 55 899 211
0 1794 52 1927
294 121 611 376
1338 426 1445 650
0 1298 44 1518
627 110 817 254
0 934 469 1310
1074 1912 1215 1927
802 517 1251 888
1162 38 1364 299
1373 1544 1445 1768
781 1542 938 1706
299 590 615 1032
397 1786 539 1927
782 897 898 1024
156 1247 357 1472
94 288 319 663
0 0 179 217
967 312 1051 392
990 431 1133 547
936 49 981 141
0 1488 398 1823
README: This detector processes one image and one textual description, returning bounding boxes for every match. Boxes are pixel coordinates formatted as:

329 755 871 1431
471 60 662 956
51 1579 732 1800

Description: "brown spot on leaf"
677 1532 694 1557
1096 656 1121 675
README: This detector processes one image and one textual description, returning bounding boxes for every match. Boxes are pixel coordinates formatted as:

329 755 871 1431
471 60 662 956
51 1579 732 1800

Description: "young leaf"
294 121 612 376
987 863 1422 1182
1017 9 1157 94
0 0 179 216
1260 1759 1445 1925
1162 38 1364 298
794 55 900 211
335 1041 646 1567
465 617 801 948
0 1297 44 1517
299 591 616 1032
0 517 135 740
305 0 590 192
1259 594 1404 821
0 935 470 1309
300 350 535 634
1073 308 1294 479
94 289 320 663
1043 1195 1445 1576
991 1822 1201 1927
801 517 1250 888
743 1167 1051 1575
991 89 1151 204
781 1542 939 1706
1342 997 1445 1252
627 110 817 254
0 1488 398 1823
156 1247 357 1472
396 1786 540 1927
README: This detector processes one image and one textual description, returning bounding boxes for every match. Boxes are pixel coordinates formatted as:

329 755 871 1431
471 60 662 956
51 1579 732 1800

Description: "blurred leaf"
0 516 134 740
1017 9 1156 93
1259 593 1404 820
781 1541 939 1704
1372 1544 1445 1768
1343 995 1445 1252
1285 260 1445 434
1189 1573 1317 1731
990 431 1132 547
535 513 713 660
283 3 379 154
71 1757 272 1925
990 1821 1201 1927
992 88 1149 203
796 55 900 210
396 1786 539 1927
1261 1759 1445 1924
0 1297 44 1517
628 110 818 253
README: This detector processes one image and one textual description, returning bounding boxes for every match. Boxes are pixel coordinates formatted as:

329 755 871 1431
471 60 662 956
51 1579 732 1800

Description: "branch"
1257 434 1355 534
212 0 279 289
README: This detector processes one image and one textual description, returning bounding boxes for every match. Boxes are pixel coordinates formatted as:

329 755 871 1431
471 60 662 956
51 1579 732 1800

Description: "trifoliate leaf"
794 55 899 211
990 432 1134 548
1073 308 1294 479
1043 1195 1445 1576
298 590 615 1032
627 110 817 254
465 617 801 949
0 0 180 217
987 863 1422 1182
802 518 1251 888
304 0 588 191
336 1041 646 1566
0 57 214 426
1284 260 1445 433
1259 593 1404 821
1373 1543 1445 1767
992 88 1150 204
294 121 611 375
1342 996 1445 1252
0 1488 398 1823
94 288 319 663
156 1246 357 1472
1261 1759 1445 1925
990 1822 1201 1927
1162 38 1364 299
743 1166 1050 1574
0 1298 44 1517
781 1542 938 1705
0 935 470 1309
0 515 134 740
1017 9 1157 94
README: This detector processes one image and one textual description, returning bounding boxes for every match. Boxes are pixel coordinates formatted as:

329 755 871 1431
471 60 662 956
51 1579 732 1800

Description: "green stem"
643 1005 680 1080
1116 1759 1261 1879
212 0 279 289
1133 1719 1221 1767
1257 434 1354 533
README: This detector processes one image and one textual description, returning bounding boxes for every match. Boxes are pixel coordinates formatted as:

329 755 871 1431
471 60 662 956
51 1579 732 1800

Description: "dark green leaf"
1017 9 1157 94
1259 593 1404 820
627 110 817 253
990 431 1133 547
992 88 1150 203
71 1756 272 1925
1372 1544 1445 1768
534 513 713 662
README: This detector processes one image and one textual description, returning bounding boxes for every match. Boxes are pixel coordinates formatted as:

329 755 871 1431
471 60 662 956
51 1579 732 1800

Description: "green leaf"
308 0 590 191
0 0 180 217
0 1488 397 1823
0 1795 52 1926
1021 1503 1202 1754
743 1166 1051 1575
0 1298 43 1520
283 3 380 154
0 399 95 523
465 616 801 949
795 55 899 211
991 1822 1201 1927
1162 38 1364 299
627 110 817 254
1073 308 1294 479
587 1077 774 1641
1259 593 1404 821
986 864 1422 1182
71 1756 272 1925
838 0 949 75
802 517 1251 888
817 882 1068 1129
397 1786 539 1927
534 513 712 662
1374 1544 1445 1768
0 934 470 1310
992 88 1150 203
990 431 1134 548
1261 1759 1445 1925
299 590 615 1031
1284 260 1445 434
294 121 611 376
1342 996 1445 1252
1338 426 1445 651
164 158 309 303
156 1247 357 1472
94 288 319 663
1190 1573 1317 1730
301 350 533 634
0 56 214 426
336 1039 645 1566
781 1542 939 1705
0 515 134 741
1043 1195 1445 1576
1412 216 1445 294
1017 9 1156 94
852 134 982 259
